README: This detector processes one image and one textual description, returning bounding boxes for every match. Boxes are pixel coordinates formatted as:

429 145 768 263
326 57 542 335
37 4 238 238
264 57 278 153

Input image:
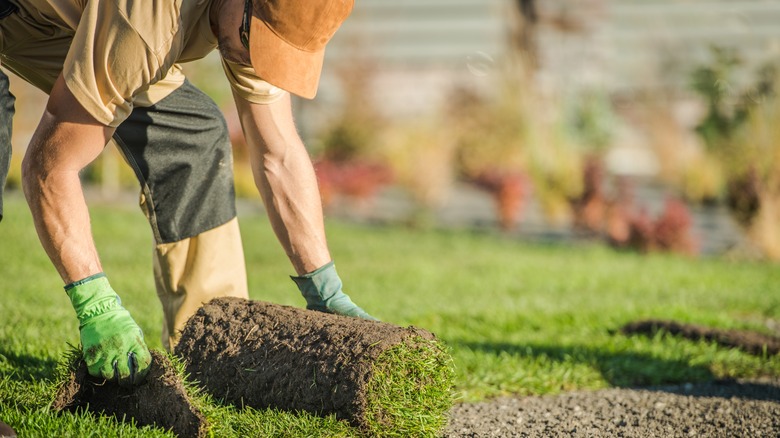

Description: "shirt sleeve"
221 59 287 105
63 0 180 127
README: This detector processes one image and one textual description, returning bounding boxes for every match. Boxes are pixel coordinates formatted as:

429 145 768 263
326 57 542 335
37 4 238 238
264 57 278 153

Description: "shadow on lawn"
456 341 714 388
0 346 58 381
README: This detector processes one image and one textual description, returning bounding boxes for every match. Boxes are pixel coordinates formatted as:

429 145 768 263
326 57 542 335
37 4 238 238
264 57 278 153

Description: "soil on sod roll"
52 350 207 438
0 420 16 438
175 297 454 435
621 319 780 356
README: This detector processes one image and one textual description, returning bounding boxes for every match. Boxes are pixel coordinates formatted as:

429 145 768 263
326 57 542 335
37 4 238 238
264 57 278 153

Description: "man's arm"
232 91 377 320
22 74 151 384
22 75 111 282
232 91 331 276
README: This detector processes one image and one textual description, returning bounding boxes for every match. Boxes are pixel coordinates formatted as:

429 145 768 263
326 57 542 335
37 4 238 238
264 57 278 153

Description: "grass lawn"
1 191 779 436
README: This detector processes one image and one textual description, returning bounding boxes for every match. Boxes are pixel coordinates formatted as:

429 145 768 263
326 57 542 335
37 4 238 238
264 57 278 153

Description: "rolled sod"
621 319 780 356
0 420 16 438
174 297 454 437
52 350 207 437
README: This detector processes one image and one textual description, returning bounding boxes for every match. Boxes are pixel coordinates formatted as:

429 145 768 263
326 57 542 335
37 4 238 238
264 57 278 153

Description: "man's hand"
66 274 152 385
292 262 379 321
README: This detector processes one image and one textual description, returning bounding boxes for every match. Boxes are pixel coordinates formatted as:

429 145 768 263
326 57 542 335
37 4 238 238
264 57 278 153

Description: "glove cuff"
293 261 336 280
290 261 340 303
65 273 122 326
64 272 107 291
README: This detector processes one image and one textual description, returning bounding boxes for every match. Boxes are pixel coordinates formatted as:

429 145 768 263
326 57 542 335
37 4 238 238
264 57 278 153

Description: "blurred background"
5 0 780 261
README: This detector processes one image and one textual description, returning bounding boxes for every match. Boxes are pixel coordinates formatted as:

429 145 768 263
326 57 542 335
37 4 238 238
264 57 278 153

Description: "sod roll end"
174 297 454 436
52 349 207 437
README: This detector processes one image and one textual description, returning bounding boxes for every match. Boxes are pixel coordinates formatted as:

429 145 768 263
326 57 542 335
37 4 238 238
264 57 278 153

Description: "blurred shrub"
448 63 585 230
688 46 780 260
472 170 529 231
653 198 698 255
316 107 383 163
569 155 606 235
381 119 456 226
4 147 22 191
690 47 751 151
313 64 385 164
691 47 777 151
727 85 780 260
681 152 725 205
610 198 698 256
308 65 394 211
448 79 533 231
635 94 723 204
623 207 655 254
451 82 531 180
565 90 614 153
313 160 393 211
529 118 584 225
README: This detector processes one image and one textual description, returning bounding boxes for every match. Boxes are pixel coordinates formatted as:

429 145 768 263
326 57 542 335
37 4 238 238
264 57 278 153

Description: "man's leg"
0 69 15 222
113 80 248 351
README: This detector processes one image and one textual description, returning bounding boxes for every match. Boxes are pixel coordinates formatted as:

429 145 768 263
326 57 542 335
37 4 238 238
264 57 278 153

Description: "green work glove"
291 261 379 321
65 273 152 385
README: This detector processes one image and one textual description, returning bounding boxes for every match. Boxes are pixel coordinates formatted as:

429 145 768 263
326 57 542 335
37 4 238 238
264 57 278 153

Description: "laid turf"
1 192 779 436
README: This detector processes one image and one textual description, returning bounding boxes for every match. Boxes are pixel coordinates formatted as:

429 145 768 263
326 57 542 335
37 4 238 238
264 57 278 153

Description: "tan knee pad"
153 218 249 351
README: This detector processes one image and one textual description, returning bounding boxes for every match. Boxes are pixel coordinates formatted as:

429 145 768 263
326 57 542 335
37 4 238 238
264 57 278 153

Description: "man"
0 0 376 386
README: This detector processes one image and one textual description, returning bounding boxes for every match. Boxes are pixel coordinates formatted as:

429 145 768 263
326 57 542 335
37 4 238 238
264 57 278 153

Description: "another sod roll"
174 297 454 436
52 350 207 438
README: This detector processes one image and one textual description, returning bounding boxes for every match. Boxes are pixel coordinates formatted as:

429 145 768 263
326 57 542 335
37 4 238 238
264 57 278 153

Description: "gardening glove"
291 261 379 321
65 273 152 386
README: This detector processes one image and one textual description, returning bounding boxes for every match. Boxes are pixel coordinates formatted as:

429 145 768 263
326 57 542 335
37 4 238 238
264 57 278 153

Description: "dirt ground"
444 378 780 437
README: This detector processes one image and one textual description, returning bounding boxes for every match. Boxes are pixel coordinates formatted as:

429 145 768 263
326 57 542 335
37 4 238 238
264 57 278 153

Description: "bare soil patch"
445 378 780 437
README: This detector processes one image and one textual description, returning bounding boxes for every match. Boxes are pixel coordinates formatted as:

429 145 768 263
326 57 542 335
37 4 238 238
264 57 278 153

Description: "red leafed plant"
472 170 528 231
610 197 698 256
625 208 656 254
653 198 698 255
314 159 393 210
570 156 607 235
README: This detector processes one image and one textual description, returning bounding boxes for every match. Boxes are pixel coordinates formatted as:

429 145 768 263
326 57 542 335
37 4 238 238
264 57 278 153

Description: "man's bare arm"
232 91 331 276
22 74 114 284
21 74 152 384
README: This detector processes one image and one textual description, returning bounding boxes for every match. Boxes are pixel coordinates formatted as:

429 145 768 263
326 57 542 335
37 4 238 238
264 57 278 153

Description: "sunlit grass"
1 192 779 436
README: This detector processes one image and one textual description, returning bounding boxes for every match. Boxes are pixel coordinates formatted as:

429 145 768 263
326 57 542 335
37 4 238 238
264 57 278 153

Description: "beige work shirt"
0 0 284 127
